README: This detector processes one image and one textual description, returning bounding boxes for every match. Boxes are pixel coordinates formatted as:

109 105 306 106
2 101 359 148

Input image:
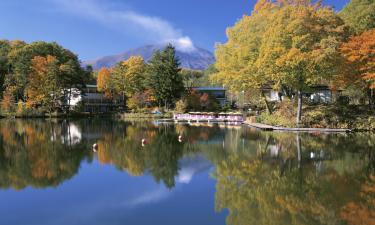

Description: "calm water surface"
0 119 374 225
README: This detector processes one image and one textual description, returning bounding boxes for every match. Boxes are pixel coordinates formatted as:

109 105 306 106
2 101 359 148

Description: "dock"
173 113 245 124
245 122 352 133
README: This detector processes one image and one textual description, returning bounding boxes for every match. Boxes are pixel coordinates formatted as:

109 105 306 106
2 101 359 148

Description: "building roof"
193 87 225 91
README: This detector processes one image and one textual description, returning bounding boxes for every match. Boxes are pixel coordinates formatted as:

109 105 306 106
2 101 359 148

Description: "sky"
0 0 350 61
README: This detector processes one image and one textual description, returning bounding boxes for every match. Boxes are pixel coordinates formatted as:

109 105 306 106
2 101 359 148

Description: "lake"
0 119 374 225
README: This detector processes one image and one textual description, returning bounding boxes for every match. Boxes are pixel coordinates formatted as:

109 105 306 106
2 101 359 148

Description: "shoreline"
1 114 373 133
0 112 115 119
244 122 353 133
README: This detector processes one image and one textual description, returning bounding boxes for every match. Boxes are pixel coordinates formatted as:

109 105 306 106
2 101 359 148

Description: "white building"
262 85 334 103
65 85 124 112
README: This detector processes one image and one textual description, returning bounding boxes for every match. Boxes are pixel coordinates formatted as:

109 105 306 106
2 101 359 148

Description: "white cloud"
169 37 196 53
50 0 196 52
124 187 171 208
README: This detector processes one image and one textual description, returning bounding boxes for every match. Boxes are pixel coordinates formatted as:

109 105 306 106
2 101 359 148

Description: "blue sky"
0 0 349 61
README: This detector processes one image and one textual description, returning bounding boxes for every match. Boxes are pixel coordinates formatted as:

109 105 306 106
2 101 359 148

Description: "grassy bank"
0 110 115 119
256 103 375 131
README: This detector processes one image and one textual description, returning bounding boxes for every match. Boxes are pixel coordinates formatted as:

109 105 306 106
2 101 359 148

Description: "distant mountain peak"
82 44 215 71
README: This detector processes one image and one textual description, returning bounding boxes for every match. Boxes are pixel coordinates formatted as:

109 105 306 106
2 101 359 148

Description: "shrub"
257 111 295 127
1 94 15 113
200 93 219 112
175 99 187 113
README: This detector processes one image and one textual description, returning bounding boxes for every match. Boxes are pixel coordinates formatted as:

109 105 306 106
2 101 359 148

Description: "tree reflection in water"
0 119 91 190
214 130 375 225
0 119 374 224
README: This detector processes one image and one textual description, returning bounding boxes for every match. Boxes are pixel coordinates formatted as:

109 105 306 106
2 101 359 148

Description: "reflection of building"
192 87 226 106
66 85 124 112
61 123 82 145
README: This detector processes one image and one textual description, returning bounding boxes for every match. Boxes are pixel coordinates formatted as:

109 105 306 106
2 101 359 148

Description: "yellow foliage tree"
214 0 348 124
212 2 278 113
112 56 146 102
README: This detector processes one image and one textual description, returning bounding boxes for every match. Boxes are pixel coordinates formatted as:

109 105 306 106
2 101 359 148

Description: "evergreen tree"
147 44 184 108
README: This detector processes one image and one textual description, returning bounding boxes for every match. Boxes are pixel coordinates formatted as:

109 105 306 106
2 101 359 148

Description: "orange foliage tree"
340 29 375 103
26 55 61 110
97 67 113 98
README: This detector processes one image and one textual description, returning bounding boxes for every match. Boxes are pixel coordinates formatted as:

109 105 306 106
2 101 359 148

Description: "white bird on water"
92 143 98 152
142 139 147 147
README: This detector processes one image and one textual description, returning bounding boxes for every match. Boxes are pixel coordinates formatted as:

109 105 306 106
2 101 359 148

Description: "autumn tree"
339 0 375 34
112 56 146 108
26 55 62 111
128 92 150 111
97 67 113 98
259 2 348 124
5 41 85 102
340 29 375 106
200 93 220 111
214 0 348 124
211 1 278 114
147 44 184 109
0 40 88 113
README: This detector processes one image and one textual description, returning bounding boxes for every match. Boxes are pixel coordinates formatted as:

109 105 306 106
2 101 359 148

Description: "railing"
174 114 244 122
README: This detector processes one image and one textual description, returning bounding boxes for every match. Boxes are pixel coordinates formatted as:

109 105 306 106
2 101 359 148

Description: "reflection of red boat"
173 112 244 123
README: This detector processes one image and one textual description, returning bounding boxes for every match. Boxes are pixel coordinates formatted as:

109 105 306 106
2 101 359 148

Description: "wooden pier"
245 122 352 133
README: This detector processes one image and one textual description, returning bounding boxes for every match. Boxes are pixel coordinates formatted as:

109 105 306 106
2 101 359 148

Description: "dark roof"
193 87 226 91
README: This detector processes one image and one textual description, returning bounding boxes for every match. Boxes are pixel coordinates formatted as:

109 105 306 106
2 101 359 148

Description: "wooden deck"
245 122 352 133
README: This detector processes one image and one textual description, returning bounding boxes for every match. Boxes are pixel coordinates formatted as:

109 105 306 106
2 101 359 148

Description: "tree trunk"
164 99 168 111
123 93 127 112
296 133 301 169
261 91 272 115
67 88 71 114
296 90 302 126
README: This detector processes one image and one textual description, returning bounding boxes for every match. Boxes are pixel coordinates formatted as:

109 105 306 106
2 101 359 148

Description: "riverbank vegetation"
212 0 375 128
0 40 93 117
0 41 216 118
95 44 221 114
257 101 375 130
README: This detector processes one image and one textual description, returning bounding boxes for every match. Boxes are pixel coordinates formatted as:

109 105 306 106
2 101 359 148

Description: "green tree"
0 40 12 99
339 0 375 34
180 68 212 90
147 44 184 109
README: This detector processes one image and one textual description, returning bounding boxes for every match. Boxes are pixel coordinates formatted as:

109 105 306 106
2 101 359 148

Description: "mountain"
82 44 215 71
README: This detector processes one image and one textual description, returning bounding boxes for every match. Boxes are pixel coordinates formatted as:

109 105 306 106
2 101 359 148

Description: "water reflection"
0 119 374 224
0 120 90 190
215 131 375 225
